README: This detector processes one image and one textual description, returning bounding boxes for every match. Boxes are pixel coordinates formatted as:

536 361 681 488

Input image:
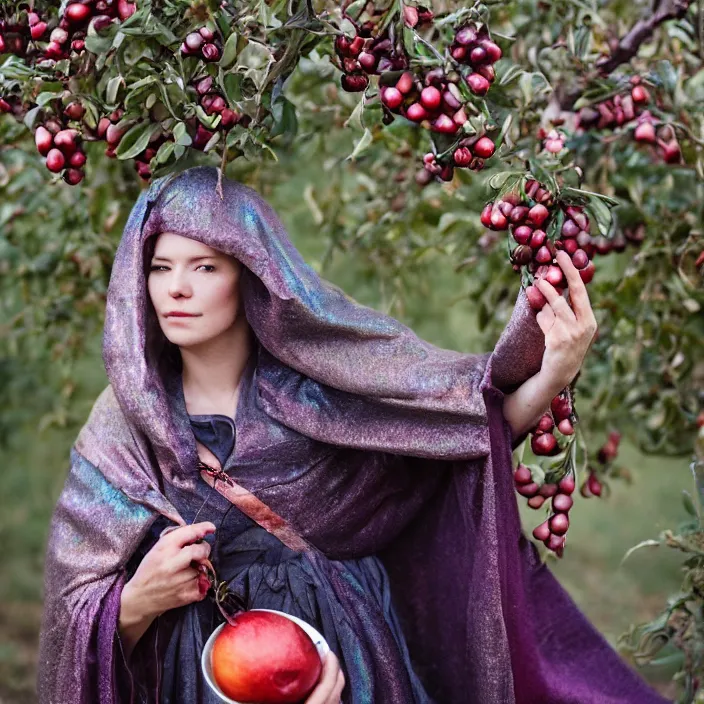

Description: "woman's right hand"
122 521 216 621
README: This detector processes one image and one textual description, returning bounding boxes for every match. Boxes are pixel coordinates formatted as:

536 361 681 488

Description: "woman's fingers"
305 651 344 704
535 277 575 325
333 669 346 702
173 540 212 570
161 522 216 552
554 251 594 323
535 304 556 334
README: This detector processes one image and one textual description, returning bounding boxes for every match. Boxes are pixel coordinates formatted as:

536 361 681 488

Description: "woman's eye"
148 265 215 272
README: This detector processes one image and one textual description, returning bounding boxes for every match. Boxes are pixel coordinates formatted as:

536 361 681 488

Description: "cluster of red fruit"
100 108 168 181
578 431 621 498
514 466 576 557
539 127 566 154
480 182 597 297
180 25 221 63
531 391 575 456
191 75 250 151
576 77 648 131
335 21 411 93
633 115 682 164
381 69 469 134
577 77 682 164
34 106 88 185
401 5 434 29
0 2 136 63
448 22 502 97
418 134 495 183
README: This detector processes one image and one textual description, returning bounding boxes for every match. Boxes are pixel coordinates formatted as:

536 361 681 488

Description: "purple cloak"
37 166 671 703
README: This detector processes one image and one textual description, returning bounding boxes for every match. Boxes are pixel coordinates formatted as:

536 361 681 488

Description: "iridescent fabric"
38 166 670 704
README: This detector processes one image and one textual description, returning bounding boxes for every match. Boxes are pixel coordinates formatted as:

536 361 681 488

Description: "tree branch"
595 0 693 74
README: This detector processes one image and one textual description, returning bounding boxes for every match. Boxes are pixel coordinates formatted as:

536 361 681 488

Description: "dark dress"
120 356 433 704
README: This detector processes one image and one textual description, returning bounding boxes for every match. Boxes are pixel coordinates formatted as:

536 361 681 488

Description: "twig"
596 0 693 74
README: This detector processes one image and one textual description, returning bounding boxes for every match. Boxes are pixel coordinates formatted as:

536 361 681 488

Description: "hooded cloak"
37 165 670 703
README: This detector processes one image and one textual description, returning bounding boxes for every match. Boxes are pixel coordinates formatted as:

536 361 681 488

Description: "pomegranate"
550 394 572 422
531 433 558 455
420 86 441 111
525 284 547 310
473 136 495 159
481 40 502 63
552 493 573 513
46 148 66 173
558 474 575 495
65 3 91 24
527 204 549 227
549 513 569 536
533 521 550 542
537 414 555 433
466 73 490 96
516 482 539 498
35 126 53 156
211 611 322 704
396 72 414 94
557 418 574 435
539 482 558 498
513 465 532 484
527 495 545 509
512 225 532 245
634 121 656 144
382 87 403 110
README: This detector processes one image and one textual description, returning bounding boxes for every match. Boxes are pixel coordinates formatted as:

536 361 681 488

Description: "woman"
37 165 670 704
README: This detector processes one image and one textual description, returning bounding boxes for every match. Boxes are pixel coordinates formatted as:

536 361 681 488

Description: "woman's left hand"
534 250 598 387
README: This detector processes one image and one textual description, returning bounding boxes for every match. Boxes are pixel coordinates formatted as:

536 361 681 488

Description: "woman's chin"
163 331 204 348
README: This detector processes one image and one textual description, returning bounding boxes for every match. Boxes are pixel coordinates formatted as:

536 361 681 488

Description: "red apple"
212 611 322 704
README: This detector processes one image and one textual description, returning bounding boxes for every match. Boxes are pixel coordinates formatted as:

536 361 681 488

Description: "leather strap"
198 461 312 553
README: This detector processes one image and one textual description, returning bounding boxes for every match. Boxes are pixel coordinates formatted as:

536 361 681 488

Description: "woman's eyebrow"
151 255 217 262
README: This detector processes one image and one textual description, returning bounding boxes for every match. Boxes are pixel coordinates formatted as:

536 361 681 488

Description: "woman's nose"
168 270 192 298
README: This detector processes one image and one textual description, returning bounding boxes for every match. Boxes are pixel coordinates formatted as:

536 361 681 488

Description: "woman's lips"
166 312 199 317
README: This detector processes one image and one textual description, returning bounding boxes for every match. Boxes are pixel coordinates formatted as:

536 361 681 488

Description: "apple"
212 611 322 704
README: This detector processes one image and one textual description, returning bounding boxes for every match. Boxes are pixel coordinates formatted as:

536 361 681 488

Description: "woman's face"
147 232 243 349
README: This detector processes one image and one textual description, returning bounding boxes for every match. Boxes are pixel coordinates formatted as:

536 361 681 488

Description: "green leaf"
346 128 373 161
343 93 366 131
221 72 243 105
23 106 42 131
106 75 124 105
173 121 192 146
270 95 298 142
562 186 619 207
682 490 698 518
35 91 61 107
220 32 240 69
495 113 513 151
203 130 221 153
652 60 679 96
155 140 175 165
587 197 613 237
620 539 661 566
499 65 524 87
115 122 161 160
195 105 221 130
